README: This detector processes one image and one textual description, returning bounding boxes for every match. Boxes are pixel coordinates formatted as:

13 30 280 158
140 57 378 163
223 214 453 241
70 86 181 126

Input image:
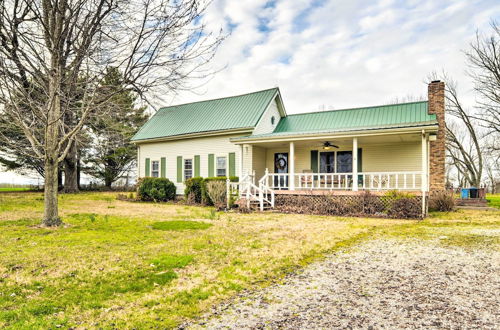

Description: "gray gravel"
186 239 500 329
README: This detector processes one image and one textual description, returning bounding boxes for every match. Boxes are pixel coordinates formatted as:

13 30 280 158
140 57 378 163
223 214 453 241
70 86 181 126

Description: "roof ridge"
286 100 428 117
157 87 279 111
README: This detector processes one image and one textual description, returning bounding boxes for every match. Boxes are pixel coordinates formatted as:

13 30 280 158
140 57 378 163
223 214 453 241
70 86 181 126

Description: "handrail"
227 177 274 211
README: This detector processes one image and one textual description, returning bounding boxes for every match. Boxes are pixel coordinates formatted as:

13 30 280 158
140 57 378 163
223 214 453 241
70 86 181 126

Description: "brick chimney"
428 80 446 192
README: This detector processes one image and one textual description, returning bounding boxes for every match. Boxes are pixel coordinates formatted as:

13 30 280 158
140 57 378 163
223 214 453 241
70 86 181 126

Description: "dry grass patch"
0 192 400 329
0 192 497 328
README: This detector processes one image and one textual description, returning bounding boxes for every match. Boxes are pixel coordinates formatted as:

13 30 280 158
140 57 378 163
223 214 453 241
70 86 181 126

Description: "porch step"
456 199 488 207
235 198 273 211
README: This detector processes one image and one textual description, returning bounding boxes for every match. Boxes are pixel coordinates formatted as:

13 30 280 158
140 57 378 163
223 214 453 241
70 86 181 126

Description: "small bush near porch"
0 192 498 328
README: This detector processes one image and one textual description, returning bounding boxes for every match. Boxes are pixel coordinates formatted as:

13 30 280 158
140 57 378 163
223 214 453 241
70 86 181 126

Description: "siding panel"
139 134 242 194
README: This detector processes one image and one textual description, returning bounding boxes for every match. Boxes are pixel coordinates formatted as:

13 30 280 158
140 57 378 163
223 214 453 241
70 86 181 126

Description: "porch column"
352 137 358 191
289 141 295 190
421 131 428 192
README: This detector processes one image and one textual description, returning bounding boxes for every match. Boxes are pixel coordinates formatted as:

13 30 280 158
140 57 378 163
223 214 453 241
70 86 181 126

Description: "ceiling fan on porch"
321 141 339 150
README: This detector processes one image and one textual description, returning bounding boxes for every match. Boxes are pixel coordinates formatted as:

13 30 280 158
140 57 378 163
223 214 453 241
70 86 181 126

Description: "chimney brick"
428 81 446 192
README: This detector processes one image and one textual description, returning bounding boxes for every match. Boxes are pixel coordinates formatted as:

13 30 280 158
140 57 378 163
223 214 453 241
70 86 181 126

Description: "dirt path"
186 239 500 329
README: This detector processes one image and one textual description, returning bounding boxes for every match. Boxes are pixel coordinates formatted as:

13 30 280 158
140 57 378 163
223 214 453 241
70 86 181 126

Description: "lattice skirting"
274 192 426 219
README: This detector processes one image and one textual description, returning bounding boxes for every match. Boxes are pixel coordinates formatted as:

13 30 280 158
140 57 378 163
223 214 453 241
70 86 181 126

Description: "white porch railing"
359 172 422 190
259 171 423 191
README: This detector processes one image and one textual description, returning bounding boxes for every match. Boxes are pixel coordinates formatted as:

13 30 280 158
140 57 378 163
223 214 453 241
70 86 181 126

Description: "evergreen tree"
84 68 148 188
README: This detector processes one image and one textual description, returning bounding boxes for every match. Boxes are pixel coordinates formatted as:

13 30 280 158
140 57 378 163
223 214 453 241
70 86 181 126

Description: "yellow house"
132 81 446 211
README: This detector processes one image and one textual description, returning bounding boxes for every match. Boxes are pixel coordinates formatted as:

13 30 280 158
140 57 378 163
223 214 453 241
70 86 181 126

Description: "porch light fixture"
322 141 338 150
429 133 437 141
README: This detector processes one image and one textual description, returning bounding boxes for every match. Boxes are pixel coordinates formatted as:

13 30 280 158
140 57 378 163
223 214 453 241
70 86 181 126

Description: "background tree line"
0 67 148 192
0 0 223 226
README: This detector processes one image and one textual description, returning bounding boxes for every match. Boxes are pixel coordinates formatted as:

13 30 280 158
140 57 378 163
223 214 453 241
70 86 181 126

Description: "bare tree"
484 153 499 193
428 73 484 188
466 21 500 151
0 0 223 226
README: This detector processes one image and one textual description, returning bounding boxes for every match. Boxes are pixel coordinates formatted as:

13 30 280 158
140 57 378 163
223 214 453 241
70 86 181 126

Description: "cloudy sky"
1 0 499 184
168 0 499 112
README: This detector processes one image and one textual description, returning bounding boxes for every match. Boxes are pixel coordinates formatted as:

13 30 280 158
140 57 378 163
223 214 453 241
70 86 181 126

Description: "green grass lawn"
0 192 498 329
0 187 32 192
486 193 500 208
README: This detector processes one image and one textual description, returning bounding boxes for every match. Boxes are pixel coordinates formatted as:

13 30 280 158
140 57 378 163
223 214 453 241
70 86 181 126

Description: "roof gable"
132 88 279 142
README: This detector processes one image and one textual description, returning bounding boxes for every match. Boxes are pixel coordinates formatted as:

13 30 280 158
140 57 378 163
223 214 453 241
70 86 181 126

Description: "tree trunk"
58 168 63 190
43 70 62 226
105 175 113 189
77 158 81 190
63 142 79 193
43 153 61 226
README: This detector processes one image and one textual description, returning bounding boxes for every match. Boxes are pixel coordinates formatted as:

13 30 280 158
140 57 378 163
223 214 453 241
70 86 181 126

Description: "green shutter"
160 157 166 178
145 158 150 177
177 156 182 182
194 155 200 177
208 154 214 177
310 150 318 179
357 148 363 186
357 148 362 171
310 150 318 172
228 152 236 177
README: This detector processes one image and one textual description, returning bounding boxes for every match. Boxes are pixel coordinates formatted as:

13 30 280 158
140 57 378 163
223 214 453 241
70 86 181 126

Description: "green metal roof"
233 101 436 140
132 88 279 141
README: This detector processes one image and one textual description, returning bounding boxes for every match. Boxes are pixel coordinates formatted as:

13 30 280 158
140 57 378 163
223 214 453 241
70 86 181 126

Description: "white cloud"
167 0 499 113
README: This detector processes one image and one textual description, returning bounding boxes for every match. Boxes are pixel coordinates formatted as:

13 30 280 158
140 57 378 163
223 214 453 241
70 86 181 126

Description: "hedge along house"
132 81 446 213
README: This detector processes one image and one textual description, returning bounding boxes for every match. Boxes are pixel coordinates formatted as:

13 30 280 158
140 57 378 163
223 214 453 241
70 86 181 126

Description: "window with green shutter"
228 152 236 177
208 154 214 177
145 158 150 177
176 156 182 182
160 157 166 178
194 155 200 177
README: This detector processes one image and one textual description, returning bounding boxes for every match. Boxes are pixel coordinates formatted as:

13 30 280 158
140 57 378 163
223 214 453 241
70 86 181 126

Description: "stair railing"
227 171 274 211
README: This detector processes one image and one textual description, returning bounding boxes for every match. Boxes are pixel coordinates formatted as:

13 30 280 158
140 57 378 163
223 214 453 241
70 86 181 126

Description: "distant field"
486 194 500 208
0 187 32 192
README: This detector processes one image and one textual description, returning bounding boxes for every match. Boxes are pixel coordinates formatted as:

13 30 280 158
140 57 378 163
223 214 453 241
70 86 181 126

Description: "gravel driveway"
186 239 500 329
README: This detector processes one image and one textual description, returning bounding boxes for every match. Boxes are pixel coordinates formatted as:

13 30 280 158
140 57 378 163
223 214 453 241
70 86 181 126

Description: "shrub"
429 190 456 212
201 176 238 205
388 197 422 219
184 177 204 204
137 177 176 202
205 181 227 210
384 190 415 200
358 191 385 214
186 192 197 205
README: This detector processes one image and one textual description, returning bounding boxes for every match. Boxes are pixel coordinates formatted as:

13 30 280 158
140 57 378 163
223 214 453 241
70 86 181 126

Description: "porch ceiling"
243 132 422 148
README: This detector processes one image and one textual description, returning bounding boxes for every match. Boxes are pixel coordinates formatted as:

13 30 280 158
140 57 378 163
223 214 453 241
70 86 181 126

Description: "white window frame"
151 160 160 177
216 156 227 177
184 158 193 180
